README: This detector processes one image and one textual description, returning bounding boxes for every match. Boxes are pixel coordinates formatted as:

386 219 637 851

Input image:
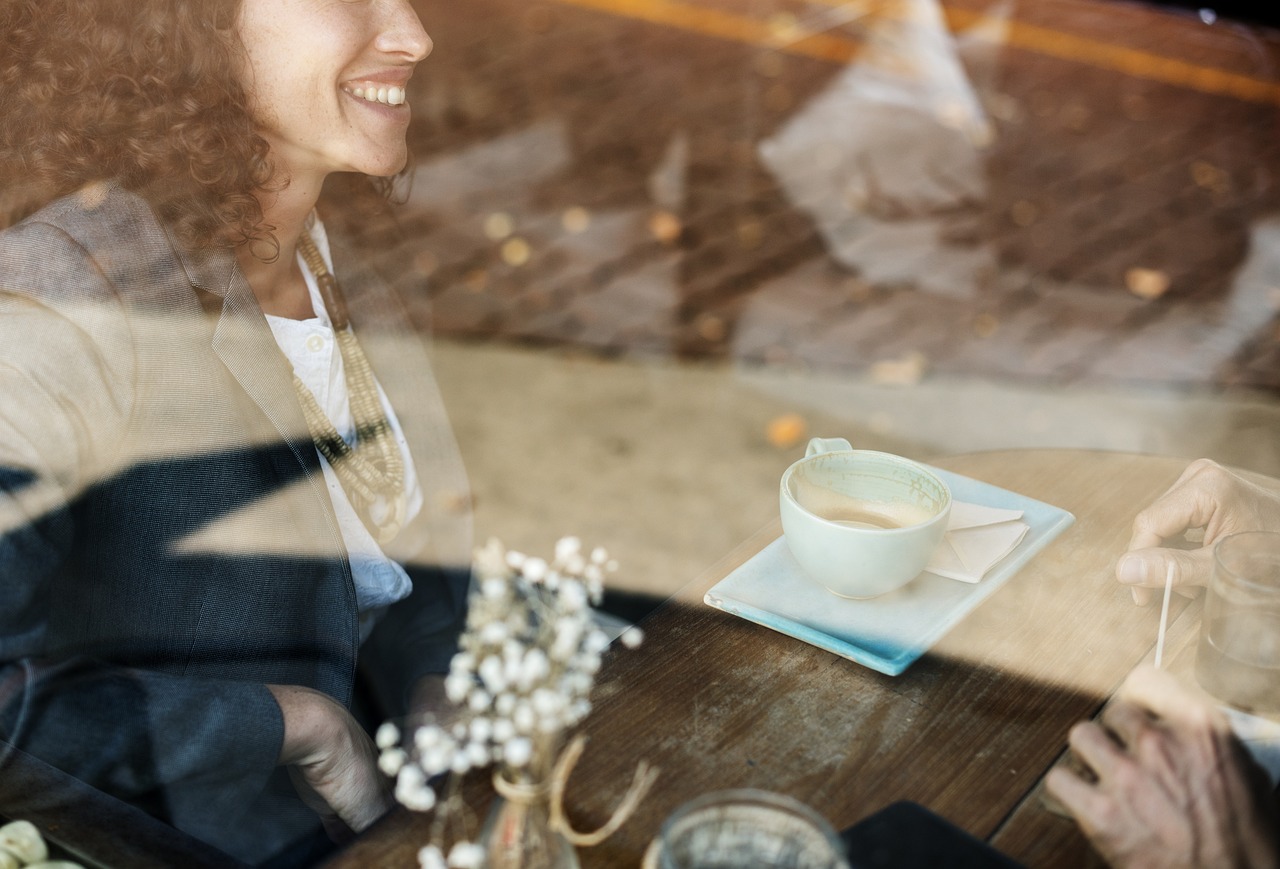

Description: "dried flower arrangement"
377 537 655 869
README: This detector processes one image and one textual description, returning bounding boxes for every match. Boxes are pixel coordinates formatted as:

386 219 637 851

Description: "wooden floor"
377 0 1280 395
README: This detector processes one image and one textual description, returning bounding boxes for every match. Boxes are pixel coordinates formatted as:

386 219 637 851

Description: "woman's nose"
377 0 432 62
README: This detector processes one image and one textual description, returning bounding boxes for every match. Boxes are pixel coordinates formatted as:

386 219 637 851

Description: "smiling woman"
0 1 471 866
235 0 431 204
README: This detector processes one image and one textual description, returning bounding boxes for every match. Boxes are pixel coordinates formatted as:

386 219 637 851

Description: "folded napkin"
925 501 1029 583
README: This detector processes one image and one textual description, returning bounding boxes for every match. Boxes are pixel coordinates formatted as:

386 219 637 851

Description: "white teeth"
346 85 407 107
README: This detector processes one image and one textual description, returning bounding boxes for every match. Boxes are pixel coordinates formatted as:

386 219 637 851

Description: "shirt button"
306 334 325 352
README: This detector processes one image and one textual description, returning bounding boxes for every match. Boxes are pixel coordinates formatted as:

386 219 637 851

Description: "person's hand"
267 684 394 838
1045 665 1280 869
1117 459 1280 605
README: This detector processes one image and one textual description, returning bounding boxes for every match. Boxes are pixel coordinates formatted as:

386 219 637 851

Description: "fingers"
1116 546 1214 596
1045 765 1108 830
1127 461 1227 553
1100 698 1151 750
1066 720 1126 783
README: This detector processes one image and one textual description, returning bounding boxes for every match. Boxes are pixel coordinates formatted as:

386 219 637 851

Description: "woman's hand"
1117 459 1280 605
267 684 394 837
1046 666 1280 869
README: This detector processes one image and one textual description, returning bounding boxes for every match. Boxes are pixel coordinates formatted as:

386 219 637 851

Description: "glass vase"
477 775 580 869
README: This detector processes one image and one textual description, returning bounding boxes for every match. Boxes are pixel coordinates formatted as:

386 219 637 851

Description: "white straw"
1154 562 1174 669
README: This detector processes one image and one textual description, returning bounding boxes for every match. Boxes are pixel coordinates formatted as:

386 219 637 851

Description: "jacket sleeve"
0 222 286 839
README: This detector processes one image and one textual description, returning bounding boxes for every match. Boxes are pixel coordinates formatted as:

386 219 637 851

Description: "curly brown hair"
0 0 279 250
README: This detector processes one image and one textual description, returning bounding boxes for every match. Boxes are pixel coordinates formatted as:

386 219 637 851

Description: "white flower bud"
451 752 472 775
445 673 472 703
468 688 492 713
568 699 592 723
620 626 644 648
551 618 581 661
513 702 536 734
550 635 575 662
522 557 548 582
480 621 508 645
421 747 451 776
520 648 550 689
378 747 407 776
396 765 435 811
415 725 442 752
496 692 516 716
565 554 586 576
375 721 400 750
503 654 522 686
505 550 527 568
482 577 508 599
590 546 608 565
565 672 593 697
531 687 563 718
493 718 516 743
452 722 469 740
504 736 533 768
0 820 50 863
448 842 487 869
561 581 588 612
450 652 475 675
419 844 447 869
555 537 581 561
467 741 490 767
401 785 437 812
469 717 492 744
479 656 507 693
584 629 609 655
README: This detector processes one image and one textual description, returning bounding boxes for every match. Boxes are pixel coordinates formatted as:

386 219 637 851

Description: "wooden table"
323 448 1250 868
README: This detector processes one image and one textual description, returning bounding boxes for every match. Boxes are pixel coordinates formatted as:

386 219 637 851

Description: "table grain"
324 449 1230 869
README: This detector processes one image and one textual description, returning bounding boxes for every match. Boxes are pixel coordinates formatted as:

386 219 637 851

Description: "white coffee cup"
780 438 952 598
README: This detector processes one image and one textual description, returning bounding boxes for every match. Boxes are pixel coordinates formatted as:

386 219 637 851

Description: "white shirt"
264 216 423 640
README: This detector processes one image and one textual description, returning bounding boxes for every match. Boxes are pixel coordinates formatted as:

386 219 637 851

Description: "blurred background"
9 0 1280 611
349 0 1280 609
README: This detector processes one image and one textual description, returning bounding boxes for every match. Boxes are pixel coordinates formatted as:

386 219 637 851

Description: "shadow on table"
843 801 1025 869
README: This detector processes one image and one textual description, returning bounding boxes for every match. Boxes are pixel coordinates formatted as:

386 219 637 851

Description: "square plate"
703 467 1075 675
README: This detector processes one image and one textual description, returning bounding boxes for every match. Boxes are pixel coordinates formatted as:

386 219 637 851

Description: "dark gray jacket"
0 185 471 864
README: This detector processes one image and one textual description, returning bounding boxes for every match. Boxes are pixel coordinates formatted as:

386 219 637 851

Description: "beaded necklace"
293 231 406 543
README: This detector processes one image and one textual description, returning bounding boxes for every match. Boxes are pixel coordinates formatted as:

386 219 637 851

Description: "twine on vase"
548 735 660 848
492 771 552 805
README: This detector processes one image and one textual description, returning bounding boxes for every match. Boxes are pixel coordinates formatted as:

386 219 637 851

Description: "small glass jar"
652 789 848 869
1195 531 1280 713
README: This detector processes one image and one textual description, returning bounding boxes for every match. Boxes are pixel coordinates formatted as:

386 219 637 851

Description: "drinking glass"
1195 531 1280 713
652 790 848 869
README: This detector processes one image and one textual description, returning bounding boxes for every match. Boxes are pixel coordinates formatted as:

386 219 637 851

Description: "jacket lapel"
171 239 353 561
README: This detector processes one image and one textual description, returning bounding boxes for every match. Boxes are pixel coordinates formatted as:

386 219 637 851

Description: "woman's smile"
237 0 431 184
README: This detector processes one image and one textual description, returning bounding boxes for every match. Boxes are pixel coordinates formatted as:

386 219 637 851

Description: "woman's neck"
236 174 325 320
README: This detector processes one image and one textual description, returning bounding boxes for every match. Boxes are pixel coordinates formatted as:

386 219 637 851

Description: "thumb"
1116 547 1214 605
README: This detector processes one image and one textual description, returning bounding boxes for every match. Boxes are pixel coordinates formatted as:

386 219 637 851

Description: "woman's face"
235 0 431 185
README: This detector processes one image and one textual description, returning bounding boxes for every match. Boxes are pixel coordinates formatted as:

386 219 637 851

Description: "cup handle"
805 437 852 458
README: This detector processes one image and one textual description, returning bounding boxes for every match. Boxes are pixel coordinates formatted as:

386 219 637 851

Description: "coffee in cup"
780 438 951 598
